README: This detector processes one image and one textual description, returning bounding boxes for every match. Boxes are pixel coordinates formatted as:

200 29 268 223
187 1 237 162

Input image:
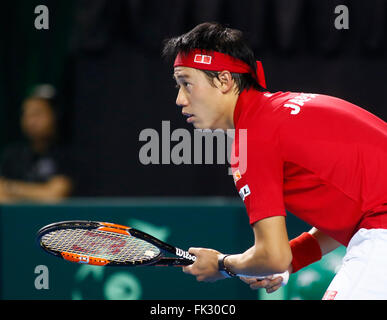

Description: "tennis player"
163 22 387 299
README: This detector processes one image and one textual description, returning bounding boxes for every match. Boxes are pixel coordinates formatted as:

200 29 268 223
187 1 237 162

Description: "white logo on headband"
194 54 212 65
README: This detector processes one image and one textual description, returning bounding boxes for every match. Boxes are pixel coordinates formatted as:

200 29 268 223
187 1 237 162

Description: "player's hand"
182 247 227 282
239 266 292 294
240 275 284 293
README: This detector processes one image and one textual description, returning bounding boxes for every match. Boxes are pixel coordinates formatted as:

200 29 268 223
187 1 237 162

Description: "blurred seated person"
0 84 73 203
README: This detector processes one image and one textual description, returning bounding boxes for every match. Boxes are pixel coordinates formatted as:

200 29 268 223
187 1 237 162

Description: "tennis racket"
37 220 196 267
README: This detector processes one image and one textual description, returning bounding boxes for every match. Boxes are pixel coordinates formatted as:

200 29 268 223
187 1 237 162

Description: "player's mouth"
182 112 195 123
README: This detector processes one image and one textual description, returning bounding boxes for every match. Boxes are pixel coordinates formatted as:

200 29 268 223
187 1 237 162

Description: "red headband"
173 49 266 88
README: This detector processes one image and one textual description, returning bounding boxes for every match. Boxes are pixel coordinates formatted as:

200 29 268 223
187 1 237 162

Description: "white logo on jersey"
239 185 251 201
284 103 301 115
283 93 318 115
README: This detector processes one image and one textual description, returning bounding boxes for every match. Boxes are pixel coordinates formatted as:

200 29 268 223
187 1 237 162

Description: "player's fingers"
266 283 282 294
182 265 193 274
249 279 269 290
250 276 283 290
264 277 283 293
268 276 283 287
188 247 201 256
239 277 258 285
240 277 268 288
196 275 205 282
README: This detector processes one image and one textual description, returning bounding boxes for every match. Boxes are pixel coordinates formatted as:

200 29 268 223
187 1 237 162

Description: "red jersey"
231 88 387 246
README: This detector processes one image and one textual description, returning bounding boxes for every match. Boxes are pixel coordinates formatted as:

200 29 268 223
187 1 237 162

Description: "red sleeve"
233 126 286 225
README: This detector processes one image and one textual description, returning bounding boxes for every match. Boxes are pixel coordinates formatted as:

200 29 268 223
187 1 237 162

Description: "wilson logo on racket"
175 248 196 261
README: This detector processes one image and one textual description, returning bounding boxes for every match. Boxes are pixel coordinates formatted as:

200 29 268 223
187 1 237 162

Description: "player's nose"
176 88 188 107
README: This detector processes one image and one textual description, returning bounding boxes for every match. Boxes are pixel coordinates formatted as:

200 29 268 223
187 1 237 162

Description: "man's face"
173 66 229 130
21 98 56 141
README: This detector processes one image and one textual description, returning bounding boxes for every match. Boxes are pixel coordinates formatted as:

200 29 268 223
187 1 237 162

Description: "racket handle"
154 257 194 267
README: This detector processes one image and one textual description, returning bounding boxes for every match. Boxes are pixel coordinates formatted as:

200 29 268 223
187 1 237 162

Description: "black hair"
162 22 266 93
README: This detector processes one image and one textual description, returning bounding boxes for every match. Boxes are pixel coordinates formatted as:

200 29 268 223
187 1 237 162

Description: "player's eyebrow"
173 73 190 82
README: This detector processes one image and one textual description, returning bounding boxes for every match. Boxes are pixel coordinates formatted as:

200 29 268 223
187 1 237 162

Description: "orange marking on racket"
97 226 130 235
100 222 130 230
61 252 110 266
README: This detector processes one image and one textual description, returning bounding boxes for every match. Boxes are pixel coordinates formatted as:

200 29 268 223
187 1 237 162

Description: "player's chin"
192 120 216 130
191 120 205 129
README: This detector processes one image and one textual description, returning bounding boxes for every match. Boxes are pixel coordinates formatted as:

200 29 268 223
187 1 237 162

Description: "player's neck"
225 91 240 130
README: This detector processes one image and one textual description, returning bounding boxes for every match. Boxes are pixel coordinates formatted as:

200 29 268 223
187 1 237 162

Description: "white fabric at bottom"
323 228 387 300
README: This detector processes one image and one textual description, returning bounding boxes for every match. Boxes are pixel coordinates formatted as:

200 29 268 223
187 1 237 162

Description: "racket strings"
41 228 160 263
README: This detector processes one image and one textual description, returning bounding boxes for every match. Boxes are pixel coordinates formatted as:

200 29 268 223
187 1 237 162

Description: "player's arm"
307 227 341 256
183 215 292 282
242 227 342 292
224 216 292 277
0 176 72 203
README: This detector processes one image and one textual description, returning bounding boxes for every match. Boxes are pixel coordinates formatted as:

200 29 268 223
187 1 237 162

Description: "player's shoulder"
237 89 342 132
264 91 321 114
249 91 324 140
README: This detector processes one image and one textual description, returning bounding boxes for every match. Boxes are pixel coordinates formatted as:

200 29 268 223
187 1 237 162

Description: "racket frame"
37 220 195 267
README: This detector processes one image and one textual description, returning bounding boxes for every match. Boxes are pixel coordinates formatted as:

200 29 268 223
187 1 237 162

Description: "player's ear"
213 71 235 93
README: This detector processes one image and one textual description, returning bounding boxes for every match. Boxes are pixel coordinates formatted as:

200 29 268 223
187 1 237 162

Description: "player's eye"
175 82 191 90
